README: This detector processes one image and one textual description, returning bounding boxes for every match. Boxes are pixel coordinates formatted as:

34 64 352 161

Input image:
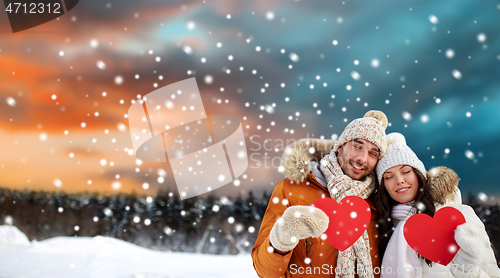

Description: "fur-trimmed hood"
426 166 461 205
281 139 335 184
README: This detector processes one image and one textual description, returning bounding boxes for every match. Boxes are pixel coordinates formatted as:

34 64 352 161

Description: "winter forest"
0 187 268 254
1 187 499 256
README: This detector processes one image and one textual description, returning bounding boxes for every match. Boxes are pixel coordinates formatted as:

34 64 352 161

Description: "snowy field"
0 225 259 278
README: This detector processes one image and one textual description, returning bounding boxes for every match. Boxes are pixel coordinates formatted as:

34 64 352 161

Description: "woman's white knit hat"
333 110 389 158
376 132 427 184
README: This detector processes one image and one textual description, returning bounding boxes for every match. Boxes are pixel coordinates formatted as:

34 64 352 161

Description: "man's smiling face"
337 139 380 180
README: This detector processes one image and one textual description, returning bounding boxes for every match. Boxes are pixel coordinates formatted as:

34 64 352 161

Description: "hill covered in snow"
0 225 259 278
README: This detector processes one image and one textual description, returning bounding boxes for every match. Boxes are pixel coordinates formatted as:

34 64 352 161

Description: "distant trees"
3 187 497 261
0 187 269 255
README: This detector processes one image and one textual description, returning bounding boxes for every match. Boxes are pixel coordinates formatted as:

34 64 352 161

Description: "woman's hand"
451 221 485 278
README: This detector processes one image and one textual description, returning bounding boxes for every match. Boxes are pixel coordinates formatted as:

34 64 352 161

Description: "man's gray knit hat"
333 110 388 158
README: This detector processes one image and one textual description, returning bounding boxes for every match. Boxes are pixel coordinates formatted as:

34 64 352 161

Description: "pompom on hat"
376 132 427 184
333 110 389 158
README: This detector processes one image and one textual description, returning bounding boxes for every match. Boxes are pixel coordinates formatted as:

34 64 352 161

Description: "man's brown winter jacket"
251 139 381 278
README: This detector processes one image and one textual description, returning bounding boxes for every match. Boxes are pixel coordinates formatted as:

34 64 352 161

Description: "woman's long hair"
375 167 436 266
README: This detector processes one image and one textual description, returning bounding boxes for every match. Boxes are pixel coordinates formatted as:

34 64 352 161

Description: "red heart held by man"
404 206 466 266
312 196 371 251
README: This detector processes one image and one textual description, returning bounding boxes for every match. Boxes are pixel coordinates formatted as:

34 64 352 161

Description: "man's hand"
269 205 329 253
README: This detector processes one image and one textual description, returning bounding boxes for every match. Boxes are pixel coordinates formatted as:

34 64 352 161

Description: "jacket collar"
281 139 335 184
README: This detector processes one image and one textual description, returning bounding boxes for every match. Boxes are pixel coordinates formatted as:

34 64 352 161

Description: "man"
251 111 388 278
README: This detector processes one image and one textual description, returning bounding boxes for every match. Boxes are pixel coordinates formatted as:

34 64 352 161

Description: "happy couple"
251 110 500 278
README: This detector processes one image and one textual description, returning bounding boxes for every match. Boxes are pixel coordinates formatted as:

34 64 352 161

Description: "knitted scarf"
320 152 376 278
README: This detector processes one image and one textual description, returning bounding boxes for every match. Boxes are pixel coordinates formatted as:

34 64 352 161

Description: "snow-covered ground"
0 225 259 278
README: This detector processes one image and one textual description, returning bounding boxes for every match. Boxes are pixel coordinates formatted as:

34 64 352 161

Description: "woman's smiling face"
383 165 419 204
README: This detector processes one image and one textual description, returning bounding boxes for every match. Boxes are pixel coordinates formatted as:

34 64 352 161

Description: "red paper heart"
404 206 466 266
312 196 371 251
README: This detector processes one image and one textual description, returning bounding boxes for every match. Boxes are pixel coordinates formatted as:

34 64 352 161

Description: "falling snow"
1 3 499 274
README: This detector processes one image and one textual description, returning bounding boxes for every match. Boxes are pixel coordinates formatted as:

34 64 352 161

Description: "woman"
374 132 500 278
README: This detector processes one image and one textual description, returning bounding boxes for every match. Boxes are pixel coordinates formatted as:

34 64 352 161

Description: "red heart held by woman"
404 206 466 266
312 196 371 251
